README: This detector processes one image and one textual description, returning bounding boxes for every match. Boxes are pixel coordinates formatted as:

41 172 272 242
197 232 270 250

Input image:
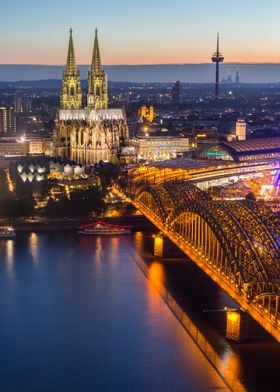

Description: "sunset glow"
1 0 280 65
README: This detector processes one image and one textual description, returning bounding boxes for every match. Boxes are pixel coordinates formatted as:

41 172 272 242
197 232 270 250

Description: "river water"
0 231 279 391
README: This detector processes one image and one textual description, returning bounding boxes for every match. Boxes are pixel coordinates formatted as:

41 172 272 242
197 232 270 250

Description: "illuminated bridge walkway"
124 180 280 341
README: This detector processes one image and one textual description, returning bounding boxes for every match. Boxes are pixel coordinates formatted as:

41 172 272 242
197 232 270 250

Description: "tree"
43 186 106 218
0 194 35 218
45 198 58 218
94 162 120 197
68 186 105 217
245 192 256 201
16 197 35 217
0 169 10 195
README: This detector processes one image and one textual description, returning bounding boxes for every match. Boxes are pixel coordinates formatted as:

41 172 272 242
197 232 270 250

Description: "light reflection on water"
28 232 39 265
0 232 232 392
0 232 279 391
6 239 14 270
148 261 166 290
142 256 244 391
132 230 280 392
0 239 15 281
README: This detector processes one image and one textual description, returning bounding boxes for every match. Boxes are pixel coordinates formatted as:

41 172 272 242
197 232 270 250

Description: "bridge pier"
153 233 184 258
226 309 251 342
226 308 271 342
154 233 164 258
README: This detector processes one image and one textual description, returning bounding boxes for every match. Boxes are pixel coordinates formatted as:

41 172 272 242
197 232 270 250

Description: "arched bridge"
125 181 280 341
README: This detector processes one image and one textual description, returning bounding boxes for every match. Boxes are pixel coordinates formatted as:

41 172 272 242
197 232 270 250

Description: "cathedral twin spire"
60 29 108 110
91 28 102 74
60 28 82 110
66 28 77 74
87 29 108 109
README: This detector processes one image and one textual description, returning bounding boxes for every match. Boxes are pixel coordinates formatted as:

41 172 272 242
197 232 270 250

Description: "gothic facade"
54 29 128 165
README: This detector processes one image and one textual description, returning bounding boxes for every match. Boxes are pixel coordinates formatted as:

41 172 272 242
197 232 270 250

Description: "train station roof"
220 137 280 160
147 157 231 170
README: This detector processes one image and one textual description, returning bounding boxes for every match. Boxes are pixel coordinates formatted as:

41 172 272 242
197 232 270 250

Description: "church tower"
235 118 246 140
87 29 108 109
60 29 82 110
55 29 129 165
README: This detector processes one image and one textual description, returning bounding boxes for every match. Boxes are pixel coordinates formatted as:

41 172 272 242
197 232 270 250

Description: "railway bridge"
124 179 280 341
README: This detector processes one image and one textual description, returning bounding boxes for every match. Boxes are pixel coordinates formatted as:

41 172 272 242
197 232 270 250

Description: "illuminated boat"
0 226 16 238
78 221 132 235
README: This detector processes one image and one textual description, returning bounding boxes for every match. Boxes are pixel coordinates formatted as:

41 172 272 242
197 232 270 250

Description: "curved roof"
220 137 280 159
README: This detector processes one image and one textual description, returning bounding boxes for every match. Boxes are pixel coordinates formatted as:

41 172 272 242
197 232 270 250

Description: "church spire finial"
66 27 76 74
91 28 102 73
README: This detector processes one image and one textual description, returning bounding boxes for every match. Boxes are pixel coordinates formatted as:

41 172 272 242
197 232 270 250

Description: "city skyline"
1 0 280 65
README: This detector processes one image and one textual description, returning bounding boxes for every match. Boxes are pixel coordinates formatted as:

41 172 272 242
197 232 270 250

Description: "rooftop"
146 157 231 170
59 108 125 121
221 137 280 154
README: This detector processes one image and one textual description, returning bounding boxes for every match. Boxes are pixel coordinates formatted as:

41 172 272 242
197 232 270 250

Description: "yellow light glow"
197 134 207 138
29 232 39 262
227 311 240 323
6 170 14 192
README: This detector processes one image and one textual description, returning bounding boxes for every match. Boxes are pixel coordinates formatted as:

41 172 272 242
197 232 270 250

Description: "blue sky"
1 0 280 64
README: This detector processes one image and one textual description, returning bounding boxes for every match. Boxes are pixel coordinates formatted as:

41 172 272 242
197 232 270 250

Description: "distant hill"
0 79 61 89
0 63 280 83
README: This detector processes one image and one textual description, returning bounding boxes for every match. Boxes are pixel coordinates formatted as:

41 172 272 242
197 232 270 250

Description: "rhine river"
0 231 279 392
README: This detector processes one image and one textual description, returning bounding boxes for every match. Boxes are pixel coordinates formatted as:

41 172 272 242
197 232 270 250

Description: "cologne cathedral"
54 29 129 165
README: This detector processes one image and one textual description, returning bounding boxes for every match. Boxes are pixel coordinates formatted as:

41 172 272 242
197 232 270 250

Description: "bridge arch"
246 281 280 323
166 199 280 289
135 184 169 221
163 182 212 204
224 201 280 279
166 201 245 288
128 177 280 338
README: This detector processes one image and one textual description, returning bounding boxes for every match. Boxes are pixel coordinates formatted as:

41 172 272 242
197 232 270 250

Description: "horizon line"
2 79 280 84
2 62 280 66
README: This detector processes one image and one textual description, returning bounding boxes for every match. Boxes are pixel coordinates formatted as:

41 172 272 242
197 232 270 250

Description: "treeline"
44 162 120 218
0 161 120 219
45 186 105 218
93 161 120 192
0 169 35 218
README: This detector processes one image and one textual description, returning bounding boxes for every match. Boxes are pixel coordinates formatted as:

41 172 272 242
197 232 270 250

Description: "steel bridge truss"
131 182 280 340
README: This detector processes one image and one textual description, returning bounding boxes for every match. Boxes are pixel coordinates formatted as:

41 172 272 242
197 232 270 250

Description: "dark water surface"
0 232 228 392
0 232 280 392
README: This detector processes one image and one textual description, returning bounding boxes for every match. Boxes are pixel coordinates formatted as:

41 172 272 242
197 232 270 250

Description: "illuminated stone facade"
235 118 246 141
0 134 53 157
0 107 16 132
129 135 189 161
55 109 128 164
54 29 128 165
138 105 155 123
0 140 28 157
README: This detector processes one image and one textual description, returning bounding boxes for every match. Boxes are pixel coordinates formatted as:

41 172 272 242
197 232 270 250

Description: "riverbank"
1 215 155 233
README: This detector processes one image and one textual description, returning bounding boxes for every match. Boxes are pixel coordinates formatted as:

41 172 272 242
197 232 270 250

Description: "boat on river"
0 226 16 238
78 221 132 235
